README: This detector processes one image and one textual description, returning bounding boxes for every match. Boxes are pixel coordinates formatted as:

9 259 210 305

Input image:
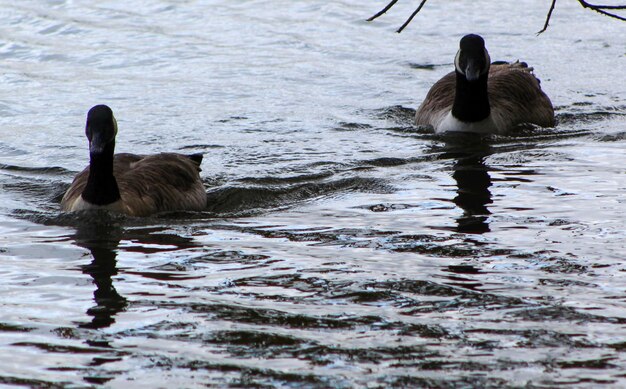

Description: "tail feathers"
511 60 533 72
492 60 532 72
187 153 203 165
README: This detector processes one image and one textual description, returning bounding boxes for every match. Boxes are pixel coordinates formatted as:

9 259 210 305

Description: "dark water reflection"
73 223 127 329
72 221 204 329
450 147 493 234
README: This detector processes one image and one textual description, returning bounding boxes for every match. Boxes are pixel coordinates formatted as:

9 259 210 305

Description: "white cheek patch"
113 116 118 137
483 49 491 75
454 49 461 72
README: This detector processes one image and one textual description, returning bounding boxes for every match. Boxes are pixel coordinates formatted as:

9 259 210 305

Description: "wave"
206 176 391 216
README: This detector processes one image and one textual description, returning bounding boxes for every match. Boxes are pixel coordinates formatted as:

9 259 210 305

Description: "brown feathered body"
415 62 555 133
61 152 206 216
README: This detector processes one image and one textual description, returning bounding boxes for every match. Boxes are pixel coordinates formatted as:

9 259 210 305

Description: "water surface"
0 0 625 387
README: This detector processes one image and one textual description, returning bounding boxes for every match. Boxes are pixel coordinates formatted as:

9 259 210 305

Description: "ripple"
206 176 392 216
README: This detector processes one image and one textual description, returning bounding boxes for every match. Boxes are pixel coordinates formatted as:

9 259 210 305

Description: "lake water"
0 0 624 387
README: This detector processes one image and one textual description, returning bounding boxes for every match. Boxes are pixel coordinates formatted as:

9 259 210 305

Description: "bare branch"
367 0 400 22
578 0 626 21
396 0 430 33
368 0 626 34
578 1 626 9
538 0 558 34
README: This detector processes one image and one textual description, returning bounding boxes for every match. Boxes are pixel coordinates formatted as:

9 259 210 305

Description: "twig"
578 0 626 21
367 0 430 32
578 1 626 9
367 0 400 21
540 0 625 33
369 0 625 34
396 0 430 33
538 0 558 34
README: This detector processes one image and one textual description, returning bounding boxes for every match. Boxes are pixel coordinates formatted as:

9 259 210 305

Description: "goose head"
454 34 491 82
86 105 118 154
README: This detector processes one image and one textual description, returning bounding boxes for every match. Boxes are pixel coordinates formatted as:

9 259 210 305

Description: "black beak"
464 59 482 81
89 127 108 154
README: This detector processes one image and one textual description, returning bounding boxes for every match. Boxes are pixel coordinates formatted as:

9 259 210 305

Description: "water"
0 0 625 387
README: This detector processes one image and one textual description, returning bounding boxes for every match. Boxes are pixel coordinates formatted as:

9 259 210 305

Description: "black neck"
81 142 121 206
451 71 491 122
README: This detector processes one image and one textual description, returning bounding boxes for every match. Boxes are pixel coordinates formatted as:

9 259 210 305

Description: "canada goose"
61 105 207 216
415 34 555 134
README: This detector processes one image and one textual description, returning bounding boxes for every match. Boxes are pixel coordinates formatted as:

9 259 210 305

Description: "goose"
61 105 207 216
415 34 555 134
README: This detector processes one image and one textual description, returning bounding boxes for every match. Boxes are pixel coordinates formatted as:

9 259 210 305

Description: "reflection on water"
73 222 127 329
70 217 205 329
0 0 625 387
431 135 494 233
452 150 492 234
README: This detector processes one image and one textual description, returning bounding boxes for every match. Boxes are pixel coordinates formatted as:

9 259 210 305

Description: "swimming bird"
415 34 555 134
61 105 207 216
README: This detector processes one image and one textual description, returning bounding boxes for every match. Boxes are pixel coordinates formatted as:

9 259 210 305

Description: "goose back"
487 63 555 129
62 152 206 216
